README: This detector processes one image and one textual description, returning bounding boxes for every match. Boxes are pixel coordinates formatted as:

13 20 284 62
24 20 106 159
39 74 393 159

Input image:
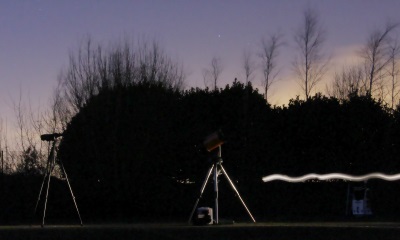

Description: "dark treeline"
2 80 400 223
53 81 400 221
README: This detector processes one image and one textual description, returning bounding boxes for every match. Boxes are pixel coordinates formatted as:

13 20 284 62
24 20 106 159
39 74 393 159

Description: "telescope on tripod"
33 133 83 227
188 130 256 225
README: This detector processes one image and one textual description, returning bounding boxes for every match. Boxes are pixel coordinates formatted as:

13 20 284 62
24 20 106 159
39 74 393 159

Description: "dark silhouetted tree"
326 65 365 100
203 57 223 90
360 22 398 96
17 146 43 175
387 38 400 108
58 80 270 220
293 7 329 99
57 37 185 121
259 32 283 102
242 48 256 84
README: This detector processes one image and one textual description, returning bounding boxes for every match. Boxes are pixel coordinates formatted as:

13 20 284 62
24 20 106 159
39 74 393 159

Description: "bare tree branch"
387 37 400 108
58 36 186 120
326 65 366 100
259 32 283 102
242 48 256 84
293 7 329 99
203 57 223 90
360 21 398 96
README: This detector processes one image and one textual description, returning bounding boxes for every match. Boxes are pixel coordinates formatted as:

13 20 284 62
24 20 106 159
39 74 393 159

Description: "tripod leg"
188 164 214 224
220 165 256 223
58 158 83 226
42 157 55 227
213 163 219 224
33 158 50 216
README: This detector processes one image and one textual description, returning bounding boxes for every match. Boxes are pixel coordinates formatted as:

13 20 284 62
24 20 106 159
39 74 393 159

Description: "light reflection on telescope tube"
262 173 400 183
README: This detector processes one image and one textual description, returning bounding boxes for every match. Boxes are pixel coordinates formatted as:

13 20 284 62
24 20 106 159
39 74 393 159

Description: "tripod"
33 135 83 227
188 146 256 224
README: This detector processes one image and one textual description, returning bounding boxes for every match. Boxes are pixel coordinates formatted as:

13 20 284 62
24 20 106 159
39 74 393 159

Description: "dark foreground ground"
0 222 400 240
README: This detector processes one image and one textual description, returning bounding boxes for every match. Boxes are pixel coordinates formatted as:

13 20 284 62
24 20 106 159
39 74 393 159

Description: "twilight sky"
1 0 400 139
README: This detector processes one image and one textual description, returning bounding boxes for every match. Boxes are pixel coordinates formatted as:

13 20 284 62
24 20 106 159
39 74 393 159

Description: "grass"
0 222 400 240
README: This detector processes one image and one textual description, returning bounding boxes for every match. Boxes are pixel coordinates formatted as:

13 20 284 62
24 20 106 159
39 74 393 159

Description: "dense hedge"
2 80 400 223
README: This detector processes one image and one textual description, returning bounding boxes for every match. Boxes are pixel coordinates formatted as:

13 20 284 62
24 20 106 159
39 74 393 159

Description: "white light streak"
262 173 400 183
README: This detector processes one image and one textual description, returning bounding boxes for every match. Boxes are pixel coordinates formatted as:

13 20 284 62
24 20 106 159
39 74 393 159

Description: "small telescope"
189 129 256 224
40 133 63 142
203 130 224 152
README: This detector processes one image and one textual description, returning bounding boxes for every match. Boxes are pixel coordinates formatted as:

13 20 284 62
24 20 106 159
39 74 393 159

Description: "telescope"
189 129 256 224
34 131 83 227
40 133 63 142
203 130 224 152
